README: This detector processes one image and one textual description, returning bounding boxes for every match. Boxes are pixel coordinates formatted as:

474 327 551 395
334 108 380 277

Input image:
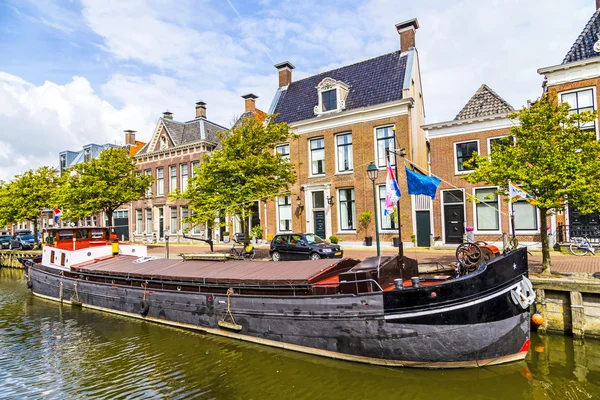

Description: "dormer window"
314 77 349 116
84 148 91 162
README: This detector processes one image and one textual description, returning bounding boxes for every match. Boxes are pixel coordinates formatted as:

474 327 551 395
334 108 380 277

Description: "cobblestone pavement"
146 243 600 275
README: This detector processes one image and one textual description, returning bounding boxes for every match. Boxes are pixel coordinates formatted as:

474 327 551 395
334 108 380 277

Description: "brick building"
538 2 600 242
425 85 545 246
263 19 429 247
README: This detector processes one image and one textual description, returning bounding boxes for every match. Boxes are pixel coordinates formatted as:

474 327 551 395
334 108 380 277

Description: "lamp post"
366 162 380 257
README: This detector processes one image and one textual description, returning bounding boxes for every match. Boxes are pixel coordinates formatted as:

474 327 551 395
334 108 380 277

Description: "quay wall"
0 251 39 269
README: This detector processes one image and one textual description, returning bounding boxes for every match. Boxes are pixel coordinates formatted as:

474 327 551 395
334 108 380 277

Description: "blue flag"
405 167 441 200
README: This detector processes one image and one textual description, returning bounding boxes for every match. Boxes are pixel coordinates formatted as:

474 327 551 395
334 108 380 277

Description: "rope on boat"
218 288 242 331
70 279 82 306
142 280 148 301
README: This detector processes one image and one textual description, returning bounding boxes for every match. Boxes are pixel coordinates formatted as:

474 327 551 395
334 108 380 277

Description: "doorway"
442 190 464 244
415 210 430 247
158 207 164 240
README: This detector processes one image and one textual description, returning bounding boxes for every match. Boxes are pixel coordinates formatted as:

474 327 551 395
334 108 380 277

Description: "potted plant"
465 226 474 243
359 211 373 246
222 231 230 243
329 235 339 244
251 225 263 244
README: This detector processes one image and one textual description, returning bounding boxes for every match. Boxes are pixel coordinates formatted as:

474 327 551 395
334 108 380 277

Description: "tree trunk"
33 220 39 248
106 209 113 229
540 207 551 275
243 213 250 246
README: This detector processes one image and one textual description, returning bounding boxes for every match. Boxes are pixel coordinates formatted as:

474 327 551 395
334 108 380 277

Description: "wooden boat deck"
71 255 360 285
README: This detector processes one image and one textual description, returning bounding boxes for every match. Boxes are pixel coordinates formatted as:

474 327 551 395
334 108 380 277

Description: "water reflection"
0 268 598 399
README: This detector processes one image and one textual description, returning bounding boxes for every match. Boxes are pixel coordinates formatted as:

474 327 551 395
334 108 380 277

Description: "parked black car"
269 233 343 262
0 235 12 249
9 234 35 250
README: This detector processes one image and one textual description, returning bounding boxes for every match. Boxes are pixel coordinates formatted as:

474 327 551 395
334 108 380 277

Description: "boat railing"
316 278 384 293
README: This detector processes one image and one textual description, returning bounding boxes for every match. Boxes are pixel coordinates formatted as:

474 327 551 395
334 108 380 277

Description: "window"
310 138 325 175
181 164 189 189
181 207 189 232
561 88 596 132
376 126 395 167
136 210 143 234
276 144 290 159
192 211 201 234
474 188 499 231
443 189 464 204
336 133 353 172
170 207 178 234
145 169 152 197
488 136 511 157
513 200 538 231
156 168 164 196
339 188 356 230
322 90 337 112
146 209 152 234
170 166 177 192
191 161 200 178
278 196 292 231
114 210 128 218
379 186 397 230
84 148 91 162
455 141 479 172
312 191 325 208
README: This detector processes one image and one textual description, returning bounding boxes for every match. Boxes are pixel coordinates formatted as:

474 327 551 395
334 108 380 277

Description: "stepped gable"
454 84 514 121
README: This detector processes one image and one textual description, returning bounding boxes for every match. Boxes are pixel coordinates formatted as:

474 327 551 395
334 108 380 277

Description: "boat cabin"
45 227 118 251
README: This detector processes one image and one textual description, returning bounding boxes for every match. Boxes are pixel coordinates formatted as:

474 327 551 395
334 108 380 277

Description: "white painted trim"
308 137 326 178
557 85 599 140
486 135 511 156
337 187 356 233
304 186 333 238
453 139 479 175
291 99 411 135
276 194 293 233
376 184 398 233
538 57 600 75
334 132 354 174
471 186 502 235
426 116 515 139
440 188 466 244
509 200 541 235
383 281 521 320
373 124 396 169
402 49 415 91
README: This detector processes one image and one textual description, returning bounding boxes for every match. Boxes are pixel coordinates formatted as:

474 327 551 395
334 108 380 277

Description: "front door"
314 211 326 239
415 210 430 247
158 207 164 240
569 207 600 238
444 205 464 244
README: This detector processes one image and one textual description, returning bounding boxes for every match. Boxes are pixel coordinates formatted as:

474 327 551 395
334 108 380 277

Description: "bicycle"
569 235 598 256
229 239 256 260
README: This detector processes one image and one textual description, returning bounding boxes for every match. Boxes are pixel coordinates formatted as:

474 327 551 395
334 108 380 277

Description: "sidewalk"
145 242 600 275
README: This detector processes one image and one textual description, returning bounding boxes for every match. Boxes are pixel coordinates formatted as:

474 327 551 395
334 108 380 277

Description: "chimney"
162 111 173 120
195 101 206 119
242 93 258 112
124 130 137 145
395 18 419 52
274 61 295 88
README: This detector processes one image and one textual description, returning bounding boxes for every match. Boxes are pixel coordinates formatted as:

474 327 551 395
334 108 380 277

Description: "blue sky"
0 0 595 181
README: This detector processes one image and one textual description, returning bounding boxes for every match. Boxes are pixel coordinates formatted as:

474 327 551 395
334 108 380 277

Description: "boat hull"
27 259 531 368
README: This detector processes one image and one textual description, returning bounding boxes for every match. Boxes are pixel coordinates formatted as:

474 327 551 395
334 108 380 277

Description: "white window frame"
510 199 541 235
145 208 152 234
144 169 152 197
169 165 177 192
277 195 292 233
181 206 189 232
487 135 511 156
334 132 353 174
559 86 599 140
170 206 178 234
156 167 164 196
440 188 466 244
454 139 480 175
378 185 397 232
337 187 356 233
374 124 396 169
313 77 349 116
275 143 290 159
309 137 326 177
180 163 189 190
136 210 143 234
191 161 200 178
472 186 501 234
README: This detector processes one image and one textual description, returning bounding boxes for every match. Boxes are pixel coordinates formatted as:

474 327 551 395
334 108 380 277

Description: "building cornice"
423 112 512 131
538 57 600 75
135 140 215 161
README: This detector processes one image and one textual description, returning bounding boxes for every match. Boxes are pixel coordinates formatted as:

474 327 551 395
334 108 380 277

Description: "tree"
464 94 600 274
57 147 152 228
0 167 60 242
182 115 298 243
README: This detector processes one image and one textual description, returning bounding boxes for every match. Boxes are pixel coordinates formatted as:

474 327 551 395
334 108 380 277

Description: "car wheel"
271 251 281 262
310 253 321 260
8 243 12 250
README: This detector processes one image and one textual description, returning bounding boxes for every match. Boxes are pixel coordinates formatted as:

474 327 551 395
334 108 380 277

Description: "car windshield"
304 234 324 244
20 235 34 240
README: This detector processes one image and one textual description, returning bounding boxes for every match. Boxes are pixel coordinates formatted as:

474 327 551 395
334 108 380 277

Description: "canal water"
0 268 599 400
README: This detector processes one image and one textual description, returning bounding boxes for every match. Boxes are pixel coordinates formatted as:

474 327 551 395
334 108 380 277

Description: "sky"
0 0 595 182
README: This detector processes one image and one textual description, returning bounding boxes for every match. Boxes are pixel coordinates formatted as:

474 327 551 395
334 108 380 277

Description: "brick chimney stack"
274 61 295 88
162 111 173 120
195 101 206 119
124 130 137 145
395 18 419 53
242 93 258 112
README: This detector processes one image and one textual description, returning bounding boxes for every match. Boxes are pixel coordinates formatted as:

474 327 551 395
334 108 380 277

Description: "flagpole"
387 149 404 259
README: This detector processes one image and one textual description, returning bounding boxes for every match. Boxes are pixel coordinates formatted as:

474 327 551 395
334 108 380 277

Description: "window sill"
337 230 357 235
514 230 541 235
474 230 502 235
335 171 354 176
309 174 326 179
454 171 473 176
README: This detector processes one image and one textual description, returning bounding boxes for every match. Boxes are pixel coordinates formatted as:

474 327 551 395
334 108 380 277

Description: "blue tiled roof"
273 51 408 124
563 9 600 64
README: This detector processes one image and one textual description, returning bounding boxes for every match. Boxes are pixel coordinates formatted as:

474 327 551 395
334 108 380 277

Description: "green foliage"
0 167 59 238
359 211 373 233
222 231 229 236
464 94 600 272
182 115 298 237
411 234 417 244
251 225 263 239
329 235 339 244
57 147 152 226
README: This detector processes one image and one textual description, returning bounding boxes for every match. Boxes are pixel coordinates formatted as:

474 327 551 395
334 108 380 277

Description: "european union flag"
405 167 441 200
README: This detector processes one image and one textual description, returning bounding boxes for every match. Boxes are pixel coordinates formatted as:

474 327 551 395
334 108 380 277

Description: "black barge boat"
24 227 535 368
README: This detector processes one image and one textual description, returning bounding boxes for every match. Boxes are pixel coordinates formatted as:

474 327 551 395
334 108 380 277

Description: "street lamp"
366 162 380 257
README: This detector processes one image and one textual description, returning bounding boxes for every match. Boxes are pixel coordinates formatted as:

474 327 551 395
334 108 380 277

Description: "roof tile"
454 84 514 120
563 9 600 64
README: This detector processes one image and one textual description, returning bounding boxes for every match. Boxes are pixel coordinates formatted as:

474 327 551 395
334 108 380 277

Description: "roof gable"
273 51 408 124
454 84 514 121
563 9 600 64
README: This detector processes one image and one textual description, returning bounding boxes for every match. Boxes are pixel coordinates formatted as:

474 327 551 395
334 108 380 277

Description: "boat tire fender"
510 276 535 310
26 280 33 289
140 300 150 316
